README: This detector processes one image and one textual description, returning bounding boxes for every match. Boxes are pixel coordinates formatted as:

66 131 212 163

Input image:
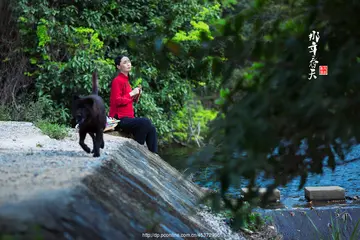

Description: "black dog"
72 71 106 157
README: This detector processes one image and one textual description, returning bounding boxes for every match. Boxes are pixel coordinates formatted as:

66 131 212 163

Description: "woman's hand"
129 87 141 97
135 88 142 103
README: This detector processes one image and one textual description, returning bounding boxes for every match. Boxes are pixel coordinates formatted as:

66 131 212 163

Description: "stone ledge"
304 186 345 201
241 188 281 202
0 121 244 239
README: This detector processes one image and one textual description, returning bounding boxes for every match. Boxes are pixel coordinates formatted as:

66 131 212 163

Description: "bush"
173 100 218 146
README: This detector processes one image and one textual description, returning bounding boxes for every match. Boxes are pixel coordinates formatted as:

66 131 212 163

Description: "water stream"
159 144 360 209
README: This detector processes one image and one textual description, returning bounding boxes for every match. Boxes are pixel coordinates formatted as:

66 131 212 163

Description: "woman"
109 55 158 154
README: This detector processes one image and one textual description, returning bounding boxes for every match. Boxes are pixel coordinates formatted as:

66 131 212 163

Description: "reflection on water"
159 144 360 209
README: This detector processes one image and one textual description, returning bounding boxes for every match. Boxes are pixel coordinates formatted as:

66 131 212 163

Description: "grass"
0 102 69 140
35 120 68 140
0 105 11 121
242 211 266 232
0 225 44 240
0 96 71 141
307 210 360 240
216 205 266 232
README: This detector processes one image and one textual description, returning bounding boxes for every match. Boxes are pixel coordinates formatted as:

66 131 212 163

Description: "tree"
177 0 360 229
7 0 222 144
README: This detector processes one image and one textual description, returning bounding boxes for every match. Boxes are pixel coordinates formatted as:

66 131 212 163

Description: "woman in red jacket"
109 55 158 154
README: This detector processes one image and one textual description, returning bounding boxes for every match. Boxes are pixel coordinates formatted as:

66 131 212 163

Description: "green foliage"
172 21 214 42
35 120 68 140
220 208 265 232
0 106 11 121
36 20 50 48
173 100 217 146
155 0 360 229
10 0 222 145
0 95 55 123
72 27 104 53
0 94 70 141
0 223 44 240
242 212 265 232
214 88 230 105
193 3 222 22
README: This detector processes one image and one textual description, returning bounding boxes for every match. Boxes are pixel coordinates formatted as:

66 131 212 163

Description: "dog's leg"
89 132 102 153
79 130 91 153
89 132 96 153
100 130 104 149
92 130 102 157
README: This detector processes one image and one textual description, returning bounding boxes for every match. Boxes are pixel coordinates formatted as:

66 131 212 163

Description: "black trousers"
115 116 158 154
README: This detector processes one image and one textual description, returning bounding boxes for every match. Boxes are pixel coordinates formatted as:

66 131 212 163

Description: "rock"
242 223 282 240
345 196 353 200
200 187 216 194
224 218 234 226
241 228 254 234
0 121 244 240
241 188 281 202
304 186 345 201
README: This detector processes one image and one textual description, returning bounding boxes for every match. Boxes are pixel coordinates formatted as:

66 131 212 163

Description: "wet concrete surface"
0 121 244 240
161 140 360 239
262 206 360 240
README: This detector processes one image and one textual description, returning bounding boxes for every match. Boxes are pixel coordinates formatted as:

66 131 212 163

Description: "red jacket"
108 72 135 119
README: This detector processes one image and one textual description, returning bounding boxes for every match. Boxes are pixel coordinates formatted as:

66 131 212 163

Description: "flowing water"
159 144 360 209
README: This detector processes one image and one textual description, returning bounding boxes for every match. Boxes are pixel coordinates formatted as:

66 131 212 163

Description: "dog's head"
72 95 95 127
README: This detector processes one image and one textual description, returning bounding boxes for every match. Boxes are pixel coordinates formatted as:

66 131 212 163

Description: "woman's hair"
109 55 131 88
114 55 125 68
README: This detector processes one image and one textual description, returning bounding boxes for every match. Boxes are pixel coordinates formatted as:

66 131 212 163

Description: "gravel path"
0 121 140 204
0 121 133 152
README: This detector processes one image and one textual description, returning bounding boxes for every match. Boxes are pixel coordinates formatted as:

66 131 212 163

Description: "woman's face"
118 56 132 73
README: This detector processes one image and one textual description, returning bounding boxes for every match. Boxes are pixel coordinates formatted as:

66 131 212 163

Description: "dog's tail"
92 70 98 95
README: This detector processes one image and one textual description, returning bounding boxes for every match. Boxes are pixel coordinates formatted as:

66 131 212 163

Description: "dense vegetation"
184 0 360 229
0 0 220 145
1 0 359 232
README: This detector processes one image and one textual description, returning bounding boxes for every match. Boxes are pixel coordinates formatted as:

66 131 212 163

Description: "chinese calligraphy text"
308 30 320 80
